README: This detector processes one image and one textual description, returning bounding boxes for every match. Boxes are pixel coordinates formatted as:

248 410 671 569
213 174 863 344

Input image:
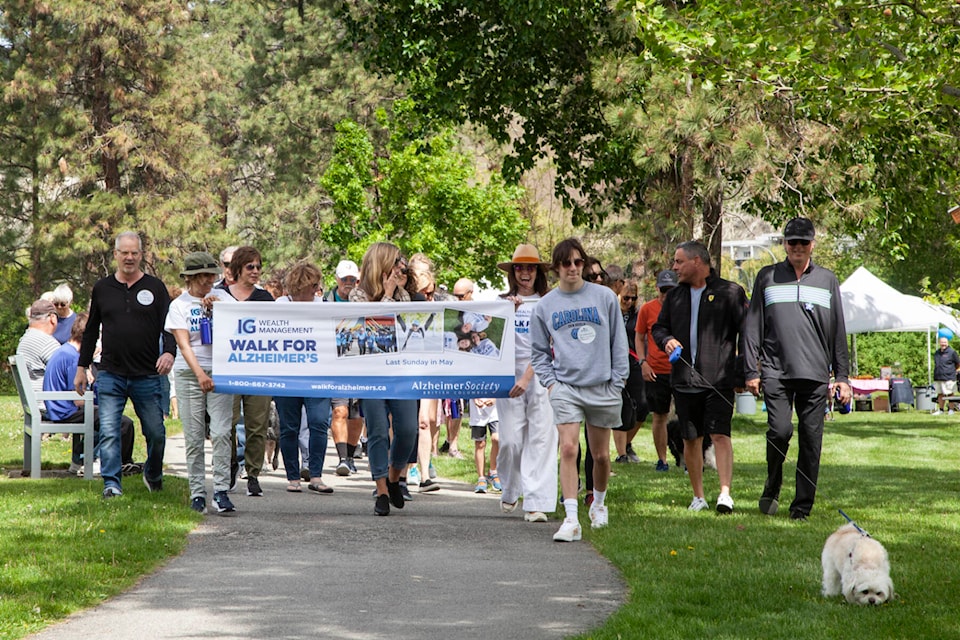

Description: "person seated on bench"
43 313 138 476
17 299 60 395
933 336 960 415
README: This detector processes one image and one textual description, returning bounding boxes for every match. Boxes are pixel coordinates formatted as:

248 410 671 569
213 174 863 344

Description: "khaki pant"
233 394 272 478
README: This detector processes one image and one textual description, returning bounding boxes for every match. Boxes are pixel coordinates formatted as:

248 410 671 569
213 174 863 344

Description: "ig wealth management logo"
236 318 257 335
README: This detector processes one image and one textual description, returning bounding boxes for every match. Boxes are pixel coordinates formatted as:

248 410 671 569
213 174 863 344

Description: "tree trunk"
89 44 121 193
702 189 723 270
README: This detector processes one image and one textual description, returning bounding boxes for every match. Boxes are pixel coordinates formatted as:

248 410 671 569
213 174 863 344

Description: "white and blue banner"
211 300 516 398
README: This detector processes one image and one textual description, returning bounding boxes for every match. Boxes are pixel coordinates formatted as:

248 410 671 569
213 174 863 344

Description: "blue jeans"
275 396 331 481
97 372 166 490
360 399 418 480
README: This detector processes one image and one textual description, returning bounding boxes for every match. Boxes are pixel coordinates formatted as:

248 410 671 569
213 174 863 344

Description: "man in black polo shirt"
75 231 176 499
744 217 852 520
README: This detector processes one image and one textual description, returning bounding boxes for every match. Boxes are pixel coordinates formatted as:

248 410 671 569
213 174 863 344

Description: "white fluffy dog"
821 523 894 605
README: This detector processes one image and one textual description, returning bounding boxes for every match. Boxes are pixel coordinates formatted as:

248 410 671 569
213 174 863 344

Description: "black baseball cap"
784 217 815 241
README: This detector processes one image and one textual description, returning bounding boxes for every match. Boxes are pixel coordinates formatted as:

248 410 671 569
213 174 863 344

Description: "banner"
211 300 516 398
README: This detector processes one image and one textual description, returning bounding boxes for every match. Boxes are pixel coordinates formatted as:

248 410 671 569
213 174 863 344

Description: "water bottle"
199 316 213 345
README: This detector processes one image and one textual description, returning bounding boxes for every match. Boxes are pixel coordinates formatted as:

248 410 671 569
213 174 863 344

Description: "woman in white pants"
495 244 558 522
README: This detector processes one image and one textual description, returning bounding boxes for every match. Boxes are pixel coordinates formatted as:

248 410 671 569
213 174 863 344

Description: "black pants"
761 378 828 516
61 407 135 465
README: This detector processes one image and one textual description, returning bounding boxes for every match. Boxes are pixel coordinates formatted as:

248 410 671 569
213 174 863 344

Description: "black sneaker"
439 440 450 454
759 495 779 516
246 476 263 496
121 462 143 476
374 493 390 516
399 481 413 502
360 437 368 457
142 474 163 493
190 496 206 513
614 455 629 464
789 511 808 521
419 479 440 493
387 480 406 509
213 491 236 514
336 459 351 476
346 457 358 474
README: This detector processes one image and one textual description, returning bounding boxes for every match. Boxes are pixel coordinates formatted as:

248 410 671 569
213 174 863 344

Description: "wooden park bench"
8 354 95 479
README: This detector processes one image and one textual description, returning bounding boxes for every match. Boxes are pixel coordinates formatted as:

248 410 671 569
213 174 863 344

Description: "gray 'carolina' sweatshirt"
530 281 629 390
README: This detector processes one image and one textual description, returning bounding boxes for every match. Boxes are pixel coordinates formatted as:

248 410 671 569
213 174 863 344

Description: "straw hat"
497 244 550 271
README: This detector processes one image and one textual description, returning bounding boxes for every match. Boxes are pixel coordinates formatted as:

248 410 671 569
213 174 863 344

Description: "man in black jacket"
652 241 747 514
744 217 851 520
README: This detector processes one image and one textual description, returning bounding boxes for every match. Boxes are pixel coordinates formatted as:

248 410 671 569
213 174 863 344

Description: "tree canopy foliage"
347 0 960 289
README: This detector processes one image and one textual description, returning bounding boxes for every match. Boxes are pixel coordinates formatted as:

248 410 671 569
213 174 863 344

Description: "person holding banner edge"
350 242 419 516
495 244 559 524
165 252 235 514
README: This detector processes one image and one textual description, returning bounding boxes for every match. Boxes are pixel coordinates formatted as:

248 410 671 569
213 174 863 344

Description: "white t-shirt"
469 398 499 426
512 294 540 366
274 295 323 304
165 289 228 371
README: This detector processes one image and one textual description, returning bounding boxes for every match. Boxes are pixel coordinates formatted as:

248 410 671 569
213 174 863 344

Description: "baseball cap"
656 270 679 290
784 217 816 241
29 299 57 319
335 260 360 279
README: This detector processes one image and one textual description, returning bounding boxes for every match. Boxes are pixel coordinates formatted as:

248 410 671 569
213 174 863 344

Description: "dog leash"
839 509 871 537
670 347 857 522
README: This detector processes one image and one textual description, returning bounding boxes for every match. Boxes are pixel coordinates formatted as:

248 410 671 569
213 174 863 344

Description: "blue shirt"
42 343 81 421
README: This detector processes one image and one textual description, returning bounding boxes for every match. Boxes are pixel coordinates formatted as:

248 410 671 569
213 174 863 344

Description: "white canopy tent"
840 266 960 385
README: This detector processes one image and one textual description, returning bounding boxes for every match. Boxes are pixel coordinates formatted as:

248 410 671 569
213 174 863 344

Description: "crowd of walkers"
20 217 849 542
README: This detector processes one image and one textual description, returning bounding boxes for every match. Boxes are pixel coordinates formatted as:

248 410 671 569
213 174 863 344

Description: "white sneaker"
553 518 582 542
932 410 943 415
688 497 709 511
77 460 101 478
716 493 734 514
500 501 518 513
589 504 609 529
524 511 548 522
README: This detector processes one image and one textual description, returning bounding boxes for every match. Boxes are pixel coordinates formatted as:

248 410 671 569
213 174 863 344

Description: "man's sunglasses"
787 239 811 247
454 292 471 300
560 258 585 268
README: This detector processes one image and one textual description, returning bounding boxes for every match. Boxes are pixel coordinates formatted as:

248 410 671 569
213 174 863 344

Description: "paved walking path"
29 435 625 640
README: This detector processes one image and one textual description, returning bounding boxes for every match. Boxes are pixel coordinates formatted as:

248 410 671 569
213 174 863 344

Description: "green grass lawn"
2 397 959 639
437 408 960 640
0 397 200 640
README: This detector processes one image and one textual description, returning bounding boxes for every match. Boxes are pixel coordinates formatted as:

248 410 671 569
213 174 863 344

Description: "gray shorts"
549 380 623 428
331 398 361 419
